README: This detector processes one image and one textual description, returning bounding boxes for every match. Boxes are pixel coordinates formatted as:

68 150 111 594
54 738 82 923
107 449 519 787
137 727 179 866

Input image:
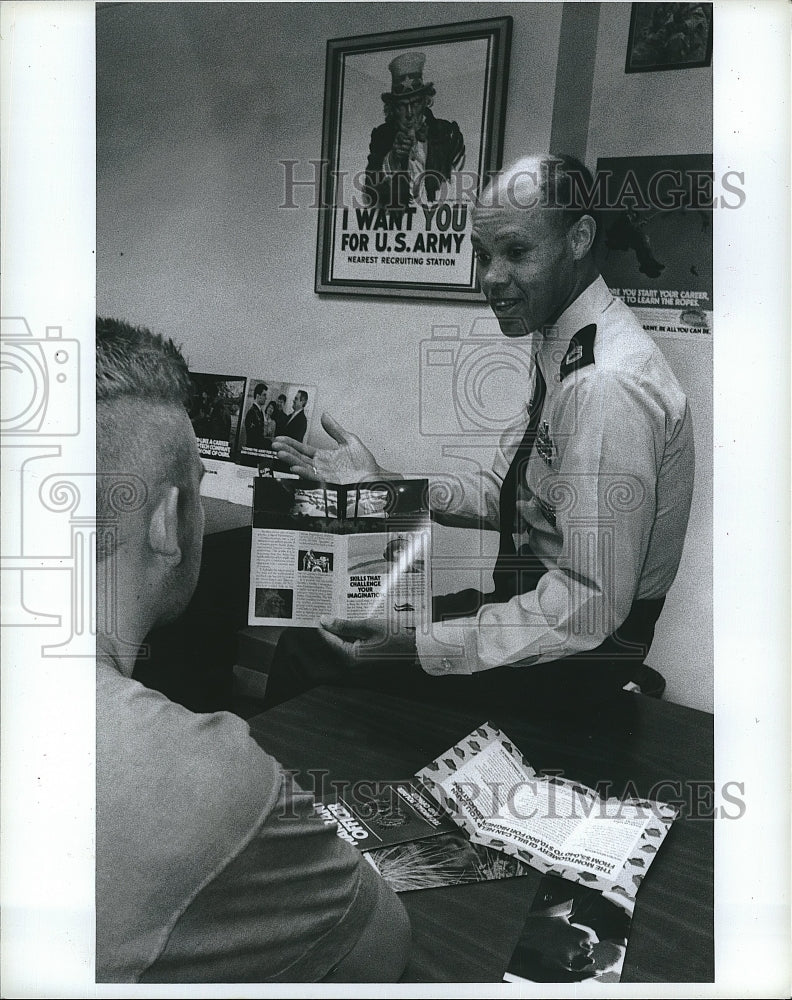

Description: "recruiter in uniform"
268 154 695 710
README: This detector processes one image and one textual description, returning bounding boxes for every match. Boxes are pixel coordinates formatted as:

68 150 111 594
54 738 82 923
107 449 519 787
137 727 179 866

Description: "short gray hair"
96 317 191 405
96 318 193 557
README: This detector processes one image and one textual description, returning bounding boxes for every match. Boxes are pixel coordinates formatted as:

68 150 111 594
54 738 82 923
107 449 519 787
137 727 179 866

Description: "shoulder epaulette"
559 323 597 381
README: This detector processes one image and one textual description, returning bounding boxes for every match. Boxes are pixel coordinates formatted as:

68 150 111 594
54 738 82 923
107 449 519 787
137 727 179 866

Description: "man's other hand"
318 616 417 669
273 412 389 484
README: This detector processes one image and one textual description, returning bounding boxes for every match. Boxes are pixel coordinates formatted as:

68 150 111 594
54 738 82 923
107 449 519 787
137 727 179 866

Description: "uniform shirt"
416 276 694 675
97 657 386 983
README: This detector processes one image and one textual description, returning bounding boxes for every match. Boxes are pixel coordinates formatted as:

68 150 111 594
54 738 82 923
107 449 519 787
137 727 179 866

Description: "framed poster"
597 154 713 337
625 3 713 73
315 17 512 301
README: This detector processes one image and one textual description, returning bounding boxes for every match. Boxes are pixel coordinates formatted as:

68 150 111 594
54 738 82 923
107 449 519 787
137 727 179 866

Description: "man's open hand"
273 412 386 483
318 616 417 669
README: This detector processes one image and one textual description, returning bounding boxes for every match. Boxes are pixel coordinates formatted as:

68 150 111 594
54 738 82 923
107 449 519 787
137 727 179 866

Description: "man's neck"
546 267 600 329
97 560 149 676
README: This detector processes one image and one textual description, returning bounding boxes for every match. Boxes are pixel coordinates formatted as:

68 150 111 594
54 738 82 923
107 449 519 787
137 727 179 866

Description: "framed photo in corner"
314 17 512 301
625 3 713 74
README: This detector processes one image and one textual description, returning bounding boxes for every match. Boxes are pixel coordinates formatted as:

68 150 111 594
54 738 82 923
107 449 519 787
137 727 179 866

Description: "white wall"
96 0 563 626
585 3 713 711
97 1 713 710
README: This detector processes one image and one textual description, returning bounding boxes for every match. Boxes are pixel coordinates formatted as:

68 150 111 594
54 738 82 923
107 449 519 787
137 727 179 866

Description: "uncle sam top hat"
382 51 435 101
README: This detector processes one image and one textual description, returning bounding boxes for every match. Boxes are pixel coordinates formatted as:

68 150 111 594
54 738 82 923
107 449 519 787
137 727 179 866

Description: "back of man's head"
96 318 194 561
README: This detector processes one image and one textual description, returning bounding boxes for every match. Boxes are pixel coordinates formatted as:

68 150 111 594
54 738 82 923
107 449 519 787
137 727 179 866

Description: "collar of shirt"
535 274 613 380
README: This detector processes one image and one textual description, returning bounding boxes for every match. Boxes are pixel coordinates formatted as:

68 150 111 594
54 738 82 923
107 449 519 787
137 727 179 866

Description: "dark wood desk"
202 495 252 535
248 686 713 984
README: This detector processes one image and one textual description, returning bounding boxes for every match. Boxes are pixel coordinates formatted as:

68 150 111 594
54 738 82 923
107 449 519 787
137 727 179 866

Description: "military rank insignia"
560 323 596 381
536 420 556 465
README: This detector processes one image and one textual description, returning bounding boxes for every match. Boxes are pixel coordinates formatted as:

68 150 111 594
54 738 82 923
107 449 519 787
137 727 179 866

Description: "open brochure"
248 477 431 629
416 723 677 902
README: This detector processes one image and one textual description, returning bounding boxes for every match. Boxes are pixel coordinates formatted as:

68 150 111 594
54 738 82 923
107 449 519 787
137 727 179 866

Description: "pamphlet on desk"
248 477 431 630
313 724 675 903
417 723 677 903
314 779 530 893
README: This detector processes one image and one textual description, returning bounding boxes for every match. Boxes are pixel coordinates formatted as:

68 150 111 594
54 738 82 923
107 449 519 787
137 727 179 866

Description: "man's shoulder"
576 298 684 389
426 113 461 139
96 662 300 983
97 660 281 822
369 121 394 144
551 300 689 423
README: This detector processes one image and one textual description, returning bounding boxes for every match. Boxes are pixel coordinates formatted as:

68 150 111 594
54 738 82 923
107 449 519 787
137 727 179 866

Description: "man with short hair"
96 318 410 983
282 389 308 443
244 381 268 450
271 154 695 709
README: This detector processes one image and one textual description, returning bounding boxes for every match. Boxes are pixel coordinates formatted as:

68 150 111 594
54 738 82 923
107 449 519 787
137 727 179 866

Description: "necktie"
492 357 547 602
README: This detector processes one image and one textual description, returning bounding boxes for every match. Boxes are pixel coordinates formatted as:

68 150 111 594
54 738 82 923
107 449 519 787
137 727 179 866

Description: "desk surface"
248 686 713 984
202 494 251 535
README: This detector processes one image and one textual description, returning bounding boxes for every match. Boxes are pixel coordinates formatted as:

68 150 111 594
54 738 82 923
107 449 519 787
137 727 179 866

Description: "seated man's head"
472 153 599 338
96 318 205 664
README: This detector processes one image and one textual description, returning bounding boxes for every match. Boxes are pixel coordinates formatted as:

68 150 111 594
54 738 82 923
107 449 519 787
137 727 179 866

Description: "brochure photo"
504 873 633 984
366 831 530 894
237 377 317 463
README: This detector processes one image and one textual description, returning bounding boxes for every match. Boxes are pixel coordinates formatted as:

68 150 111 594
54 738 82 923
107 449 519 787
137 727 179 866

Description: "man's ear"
568 214 597 261
148 486 182 561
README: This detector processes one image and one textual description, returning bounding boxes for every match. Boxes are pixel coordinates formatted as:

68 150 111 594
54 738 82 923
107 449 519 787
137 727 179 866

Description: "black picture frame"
625 3 713 74
314 17 512 301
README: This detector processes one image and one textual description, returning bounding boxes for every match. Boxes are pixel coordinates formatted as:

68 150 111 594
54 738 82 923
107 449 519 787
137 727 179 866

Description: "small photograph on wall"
315 17 511 301
625 3 713 73
237 378 317 465
187 372 246 461
597 154 713 339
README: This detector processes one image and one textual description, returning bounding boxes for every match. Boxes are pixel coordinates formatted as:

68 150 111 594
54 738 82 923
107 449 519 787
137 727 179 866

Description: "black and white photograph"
254 586 294 620
365 828 530 894
187 371 246 460
298 548 334 573
1 1 789 997
505 874 633 984
625 2 714 73
238 379 315 460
